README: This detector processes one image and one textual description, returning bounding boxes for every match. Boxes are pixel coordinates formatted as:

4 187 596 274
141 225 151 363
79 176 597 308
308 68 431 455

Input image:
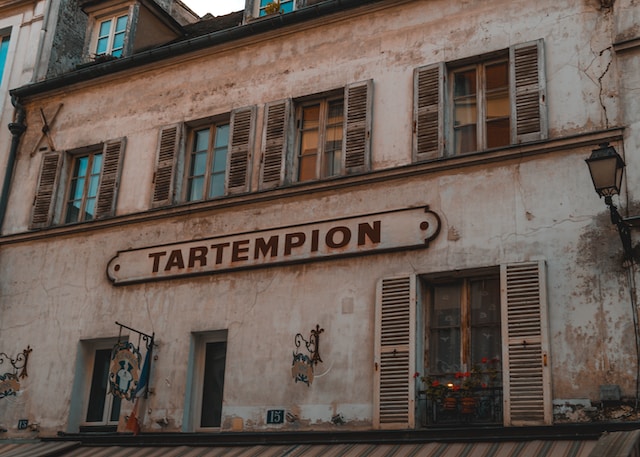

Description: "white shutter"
151 124 181 208
510 40 548 144
374 275 416 429
95 138 125 219
30 151 63 229
500 260 552 426
413 62 445 161
259 99 290 190
227 106 256 195
343 79 372 174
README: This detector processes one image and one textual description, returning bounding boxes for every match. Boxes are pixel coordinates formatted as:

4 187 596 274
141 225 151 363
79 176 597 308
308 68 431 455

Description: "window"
413 39 547 162
0 33 10 86
152 107 256 207
373 261 552 429
259 80 372 190
30 139 126 229
85 347 122 425
296 96 344 182
259 0 295 16
187 331 227 430
64 151 103 223
186 123 230 201
95 14 128 57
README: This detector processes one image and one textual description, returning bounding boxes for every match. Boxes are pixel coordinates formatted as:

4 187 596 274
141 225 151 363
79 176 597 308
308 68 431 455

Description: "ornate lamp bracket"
291 325 324 386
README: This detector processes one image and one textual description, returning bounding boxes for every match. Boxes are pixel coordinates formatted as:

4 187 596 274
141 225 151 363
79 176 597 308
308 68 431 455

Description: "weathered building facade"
1 0 640 446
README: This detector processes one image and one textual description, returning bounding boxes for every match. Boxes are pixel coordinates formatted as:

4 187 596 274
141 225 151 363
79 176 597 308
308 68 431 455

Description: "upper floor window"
95 14 128 57
186 122 230 201
413 39 547 162
30 139 126 229
86 347 122 425
151 108 256 208
0 33 11 86
297 96 344 182
65 150 103 223
259 0 295 16
258 80 372 190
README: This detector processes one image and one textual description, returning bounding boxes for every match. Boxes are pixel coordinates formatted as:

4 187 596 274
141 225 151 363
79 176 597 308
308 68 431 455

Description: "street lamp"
585 142 635 263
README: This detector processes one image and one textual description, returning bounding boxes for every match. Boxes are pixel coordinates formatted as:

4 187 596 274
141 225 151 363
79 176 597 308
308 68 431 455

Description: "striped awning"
0 440 596 457
2 432 640 457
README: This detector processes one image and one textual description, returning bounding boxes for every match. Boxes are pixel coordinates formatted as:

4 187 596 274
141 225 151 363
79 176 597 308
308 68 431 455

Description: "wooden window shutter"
227 106 256 195
30 152 63 229
343 79 372 174
500 260 552 426
374 275 416 429
259 99 290 190
510 39 548 144
413 62 445 162
95 138 125 219
151 124 181 208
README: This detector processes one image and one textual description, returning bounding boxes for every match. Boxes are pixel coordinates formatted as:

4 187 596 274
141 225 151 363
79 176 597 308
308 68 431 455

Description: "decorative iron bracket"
291 325 324 386
0 346 32 379
113 322 155 399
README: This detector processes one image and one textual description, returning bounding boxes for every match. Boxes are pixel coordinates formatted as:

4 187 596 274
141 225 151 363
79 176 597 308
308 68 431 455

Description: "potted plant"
263 0 282 15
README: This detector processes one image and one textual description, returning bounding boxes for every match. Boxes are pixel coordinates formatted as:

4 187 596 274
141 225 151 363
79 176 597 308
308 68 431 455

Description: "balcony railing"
420 387 503 426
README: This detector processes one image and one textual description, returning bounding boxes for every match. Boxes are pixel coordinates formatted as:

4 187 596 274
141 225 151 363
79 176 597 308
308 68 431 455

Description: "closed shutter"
343 80 372 174
500 260 552 426
95 138 125 219
260 100 290 190
374 275 416 429
30 152 63 229
510 39 548 143
413 62 445 162
227 106 256 195
151 124 181 208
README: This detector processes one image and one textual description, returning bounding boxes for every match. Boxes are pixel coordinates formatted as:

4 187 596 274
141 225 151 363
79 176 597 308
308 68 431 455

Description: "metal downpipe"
0 95 27 233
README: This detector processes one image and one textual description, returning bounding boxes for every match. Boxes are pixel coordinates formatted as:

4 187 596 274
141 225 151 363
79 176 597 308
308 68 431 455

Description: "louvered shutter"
343 80 372 174
95 138 125 219
500 260 552 426
413 62 445 162
260 100 290 190
374 275 416 429
152 124 181 207
30 152 63 229
227 106 256 195
510 40 548 144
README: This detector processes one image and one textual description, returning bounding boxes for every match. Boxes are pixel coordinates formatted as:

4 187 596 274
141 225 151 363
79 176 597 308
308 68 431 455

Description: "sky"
182 0 246 17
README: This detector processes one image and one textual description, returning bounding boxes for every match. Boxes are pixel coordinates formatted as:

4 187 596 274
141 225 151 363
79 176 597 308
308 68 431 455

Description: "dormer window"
96 14 128 57
259 0 295 16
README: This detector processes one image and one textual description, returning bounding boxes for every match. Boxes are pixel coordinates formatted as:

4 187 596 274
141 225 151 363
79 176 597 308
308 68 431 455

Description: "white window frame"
77 338 123 428
185 330 228 432
87 6 132 60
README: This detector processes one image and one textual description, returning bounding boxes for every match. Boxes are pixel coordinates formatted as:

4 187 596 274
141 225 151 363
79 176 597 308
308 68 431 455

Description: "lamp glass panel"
588 156 621 196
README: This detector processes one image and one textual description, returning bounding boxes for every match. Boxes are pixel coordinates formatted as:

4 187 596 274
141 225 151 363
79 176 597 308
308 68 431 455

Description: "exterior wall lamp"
585 143 637 263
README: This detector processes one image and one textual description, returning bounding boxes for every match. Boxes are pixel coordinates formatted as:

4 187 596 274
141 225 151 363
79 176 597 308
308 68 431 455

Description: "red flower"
413 372 420 379
481 357 488 364
431 380 440 387
455 372 463 379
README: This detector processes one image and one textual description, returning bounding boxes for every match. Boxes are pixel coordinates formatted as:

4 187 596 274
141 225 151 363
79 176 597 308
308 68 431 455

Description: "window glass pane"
86 349 111 422
214 124 229 149
112 32 125 51
191 151 208 177
98 20 112 37
110 396 122 423
194 129 209 152
0 35 11 86
302 105 320 130
65 202 81 224
76 156 89 178
454 69 476 97
298 155 316 182
486 118 510 149
281 1 294 13
486 61 508 91
91 153 103 174
454 124 477 155
324 126 342 177
188 177 204 201
260 0 271 6
429 284 461 374
209 173 225 198
212 147 227 173
486 89 509 119
115 15 128 33
71 177 85 200
96 38 108 55
200 341 227 428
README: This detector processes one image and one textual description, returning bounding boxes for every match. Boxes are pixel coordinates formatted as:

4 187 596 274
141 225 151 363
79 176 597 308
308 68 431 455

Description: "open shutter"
374 275 416 429
343 79 372 174
259 99 290 190
30 152 63 229
95 138 125 219
152 124 181 208
227 106 256 195
510 39 547 144
500 260 552 426
413 62 445 162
